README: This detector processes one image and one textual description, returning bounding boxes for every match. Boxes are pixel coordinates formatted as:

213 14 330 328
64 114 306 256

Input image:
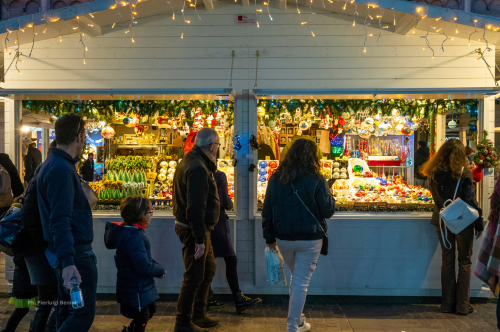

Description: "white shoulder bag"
439 167 479 249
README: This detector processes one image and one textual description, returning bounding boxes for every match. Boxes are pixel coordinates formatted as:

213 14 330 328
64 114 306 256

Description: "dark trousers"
175 225 216 325
435 226 474 314
54 253 98 332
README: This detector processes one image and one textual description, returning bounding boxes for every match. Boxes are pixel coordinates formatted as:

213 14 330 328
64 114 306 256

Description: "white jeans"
277 239 322 332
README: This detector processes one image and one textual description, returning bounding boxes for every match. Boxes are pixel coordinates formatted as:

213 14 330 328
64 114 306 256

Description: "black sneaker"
206 290 225 310
234 291 262 314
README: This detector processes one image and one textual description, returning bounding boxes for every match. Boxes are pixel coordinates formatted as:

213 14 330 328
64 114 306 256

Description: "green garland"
257 99 478 120
23 100 234 122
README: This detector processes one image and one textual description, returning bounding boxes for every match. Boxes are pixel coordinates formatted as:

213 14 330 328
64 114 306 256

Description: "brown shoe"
192 316 219 328
173 322 209 332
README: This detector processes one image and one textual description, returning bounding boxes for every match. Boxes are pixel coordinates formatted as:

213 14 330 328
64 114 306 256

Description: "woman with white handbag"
421 139 484 316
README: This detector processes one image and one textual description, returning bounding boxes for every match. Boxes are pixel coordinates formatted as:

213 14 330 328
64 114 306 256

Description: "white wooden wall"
1 4 496 90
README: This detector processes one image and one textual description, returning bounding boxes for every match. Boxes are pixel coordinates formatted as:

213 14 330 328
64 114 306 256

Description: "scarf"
112 221 148 230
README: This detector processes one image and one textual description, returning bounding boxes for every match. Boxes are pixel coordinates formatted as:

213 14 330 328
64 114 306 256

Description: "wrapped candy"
259 161 268 168
259 168 268 175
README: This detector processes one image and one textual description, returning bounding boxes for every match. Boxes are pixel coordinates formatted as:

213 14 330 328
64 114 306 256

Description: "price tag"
335 157 340 161
225 156 231 160
265 156 271 160
322 156 327 160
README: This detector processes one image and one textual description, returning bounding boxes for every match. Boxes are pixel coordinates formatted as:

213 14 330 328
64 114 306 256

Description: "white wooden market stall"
1 0 500 297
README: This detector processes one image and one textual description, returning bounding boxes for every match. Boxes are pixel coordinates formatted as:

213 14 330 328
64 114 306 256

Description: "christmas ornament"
448 120 457 129
249 135 260 150
353 165 363 173
101 126 115 139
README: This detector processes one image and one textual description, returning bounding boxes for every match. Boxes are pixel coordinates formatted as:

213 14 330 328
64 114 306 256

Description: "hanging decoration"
429 108 437 157
23 100 234 122
330 131 344 157
249 135 259 150
233 135 242 151
257 99 477 122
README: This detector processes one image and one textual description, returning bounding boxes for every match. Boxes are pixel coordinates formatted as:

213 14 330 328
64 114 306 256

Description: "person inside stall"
257 130 275 161
414 141 430 189
80 153 95 182
24 141 42 186
280 128 322 162
207 169 262 313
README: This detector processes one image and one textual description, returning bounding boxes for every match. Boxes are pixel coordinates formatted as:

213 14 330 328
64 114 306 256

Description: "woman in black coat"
262 138 335 332
105 197 166 332
421 138 484 316
208 170 261 314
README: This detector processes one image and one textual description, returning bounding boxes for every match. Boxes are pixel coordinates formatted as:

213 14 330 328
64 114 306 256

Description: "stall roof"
0 89 235 101
2 0 500 48
253 88 500 100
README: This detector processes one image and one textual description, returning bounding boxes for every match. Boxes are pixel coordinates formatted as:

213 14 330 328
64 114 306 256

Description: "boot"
234 291 262 314
173 322 209 332
44 307 56 332
29 306 52 332
191 315 219 328
206 289 224 310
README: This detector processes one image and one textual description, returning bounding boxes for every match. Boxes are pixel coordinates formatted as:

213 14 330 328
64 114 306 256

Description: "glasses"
148 211 153 215
211 143 221 148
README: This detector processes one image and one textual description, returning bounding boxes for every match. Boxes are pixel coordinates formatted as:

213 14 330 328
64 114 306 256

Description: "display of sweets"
257 160 279 203
217 159 235 203
319 160 333 180
332 177 433 205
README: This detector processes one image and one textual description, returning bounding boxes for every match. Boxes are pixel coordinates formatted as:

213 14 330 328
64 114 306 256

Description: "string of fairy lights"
3 0 499 86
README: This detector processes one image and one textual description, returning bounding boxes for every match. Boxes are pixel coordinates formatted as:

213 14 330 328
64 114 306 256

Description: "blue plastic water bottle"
70 277 84 309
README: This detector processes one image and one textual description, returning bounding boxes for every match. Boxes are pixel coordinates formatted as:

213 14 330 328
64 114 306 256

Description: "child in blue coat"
104 197 166 332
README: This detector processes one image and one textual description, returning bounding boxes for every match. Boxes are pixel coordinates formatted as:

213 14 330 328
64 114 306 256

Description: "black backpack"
20 168 48 252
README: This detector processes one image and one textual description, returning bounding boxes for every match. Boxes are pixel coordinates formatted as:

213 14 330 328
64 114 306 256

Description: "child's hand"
159 271 166 279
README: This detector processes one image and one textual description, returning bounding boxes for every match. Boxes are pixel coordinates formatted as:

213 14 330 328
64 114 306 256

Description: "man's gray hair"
194 128 219 147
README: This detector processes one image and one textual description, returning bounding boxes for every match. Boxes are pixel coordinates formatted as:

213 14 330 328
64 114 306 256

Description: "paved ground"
1 297 499 332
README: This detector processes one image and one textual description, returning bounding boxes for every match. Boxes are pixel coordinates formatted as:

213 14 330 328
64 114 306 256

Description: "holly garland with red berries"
22 100 234 122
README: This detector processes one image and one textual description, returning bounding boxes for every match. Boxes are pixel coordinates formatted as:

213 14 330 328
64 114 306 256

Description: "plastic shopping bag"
265 246 287 286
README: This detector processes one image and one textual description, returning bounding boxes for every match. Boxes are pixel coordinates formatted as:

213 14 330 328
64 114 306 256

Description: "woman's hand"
159 271 167 279
475 230 483 240
267 242 277 250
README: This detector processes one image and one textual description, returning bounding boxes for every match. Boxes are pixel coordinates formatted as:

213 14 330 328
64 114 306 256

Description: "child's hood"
104 221 141 250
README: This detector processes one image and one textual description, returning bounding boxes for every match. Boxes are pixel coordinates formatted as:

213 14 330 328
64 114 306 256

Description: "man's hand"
267 242 277 250
194 243 205 260
159 271 167 279
62 265 81 290
475 230 483 240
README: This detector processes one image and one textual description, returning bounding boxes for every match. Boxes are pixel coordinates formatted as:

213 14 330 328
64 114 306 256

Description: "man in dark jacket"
24 143 42 185
0 153 24 215
37 113 97 332
173 128 221 332
80 153 94 182
414 141 430 188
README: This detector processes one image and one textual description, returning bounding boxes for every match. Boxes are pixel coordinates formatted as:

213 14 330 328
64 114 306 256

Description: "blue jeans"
54 252 98 332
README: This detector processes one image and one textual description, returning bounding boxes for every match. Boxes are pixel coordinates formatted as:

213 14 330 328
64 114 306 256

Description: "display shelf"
116 144 170 148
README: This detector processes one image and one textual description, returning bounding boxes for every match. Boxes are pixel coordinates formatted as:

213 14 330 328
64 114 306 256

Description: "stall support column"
4 99 22 172
41 128 50 161
435 113 446 152
478 96 496 217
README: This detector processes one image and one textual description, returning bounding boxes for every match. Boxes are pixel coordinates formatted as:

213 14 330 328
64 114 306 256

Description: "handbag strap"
290 182 326 235
439 214 452 250
453 166 465 201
